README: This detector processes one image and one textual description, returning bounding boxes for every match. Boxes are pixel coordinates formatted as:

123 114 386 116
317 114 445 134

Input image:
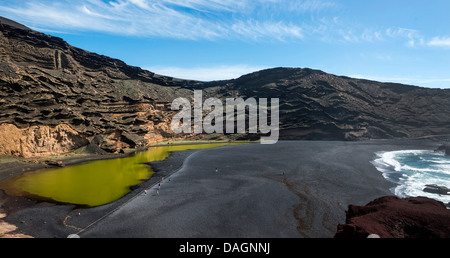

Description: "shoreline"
0 140 255 182
81 138 444 238
0 142 231 237
0 138 446 238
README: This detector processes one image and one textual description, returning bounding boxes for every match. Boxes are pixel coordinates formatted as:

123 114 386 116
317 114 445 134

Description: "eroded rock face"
0 123 88 158
0 20 198 156
335 196 450 238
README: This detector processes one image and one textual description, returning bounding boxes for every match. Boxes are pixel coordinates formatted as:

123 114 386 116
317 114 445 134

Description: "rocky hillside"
2 17 450 157
0 17 202 157
208 68 450 140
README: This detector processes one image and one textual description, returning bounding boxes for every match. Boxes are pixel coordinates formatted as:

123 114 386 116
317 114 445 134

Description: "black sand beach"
0 139 442 238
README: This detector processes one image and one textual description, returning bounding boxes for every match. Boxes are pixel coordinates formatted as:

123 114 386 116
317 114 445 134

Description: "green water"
0 143 243 207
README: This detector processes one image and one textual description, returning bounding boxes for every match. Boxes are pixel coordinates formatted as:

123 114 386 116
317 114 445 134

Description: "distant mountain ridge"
213 67 450 140
1 17 450 157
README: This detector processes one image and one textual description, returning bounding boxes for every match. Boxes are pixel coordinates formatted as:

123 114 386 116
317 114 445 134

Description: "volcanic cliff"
0 17 203 157
2 17 450 157
335 196 450 238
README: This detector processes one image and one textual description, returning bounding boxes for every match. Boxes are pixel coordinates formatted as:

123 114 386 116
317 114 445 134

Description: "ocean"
371 150 450 205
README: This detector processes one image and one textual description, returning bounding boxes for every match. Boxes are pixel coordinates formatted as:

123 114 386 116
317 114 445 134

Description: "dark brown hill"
0 17 32 31
212 67 450 140
1 17 450 156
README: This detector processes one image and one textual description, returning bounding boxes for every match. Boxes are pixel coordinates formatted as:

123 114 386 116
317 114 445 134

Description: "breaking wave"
371 150 450 204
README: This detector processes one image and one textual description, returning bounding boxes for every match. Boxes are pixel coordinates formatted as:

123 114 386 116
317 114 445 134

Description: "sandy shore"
0 146 199 238
81 139 440 238
0 139 443 238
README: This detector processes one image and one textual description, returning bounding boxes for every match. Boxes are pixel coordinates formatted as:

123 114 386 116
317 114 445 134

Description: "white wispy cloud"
231 20 304 41
307 15 387 44
0 0 331 41
337 29 384 43
386 27 425 47
349 74 450 89
332 27 426 47
145 64 269 81
333 26 450 49
2 0 447 51
384 29 450 50
287 0 336 12
161 0 248 12
428 37 450 48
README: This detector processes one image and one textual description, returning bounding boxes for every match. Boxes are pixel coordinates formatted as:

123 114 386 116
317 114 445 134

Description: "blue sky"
1 0 450 88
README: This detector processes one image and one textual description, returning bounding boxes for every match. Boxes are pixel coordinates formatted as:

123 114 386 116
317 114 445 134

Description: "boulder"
436 144 450 156
85 142 108 155
120 132 147 148
44 160 64 167
423 184 450 195
91 135 118 153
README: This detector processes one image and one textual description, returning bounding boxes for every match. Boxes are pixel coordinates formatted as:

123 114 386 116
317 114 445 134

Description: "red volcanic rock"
335 196 450 238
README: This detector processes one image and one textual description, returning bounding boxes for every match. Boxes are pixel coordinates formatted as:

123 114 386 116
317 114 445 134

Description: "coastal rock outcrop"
436 144 450 156
334 196 450 238
423 184 450 195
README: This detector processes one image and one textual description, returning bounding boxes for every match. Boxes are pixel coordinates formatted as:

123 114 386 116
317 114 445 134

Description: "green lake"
0 143 243 207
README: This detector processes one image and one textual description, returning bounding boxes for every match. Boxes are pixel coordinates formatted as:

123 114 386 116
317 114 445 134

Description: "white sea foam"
372 150 450 204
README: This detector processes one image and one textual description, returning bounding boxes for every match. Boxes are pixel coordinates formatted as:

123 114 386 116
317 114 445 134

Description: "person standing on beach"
215 168 219 173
